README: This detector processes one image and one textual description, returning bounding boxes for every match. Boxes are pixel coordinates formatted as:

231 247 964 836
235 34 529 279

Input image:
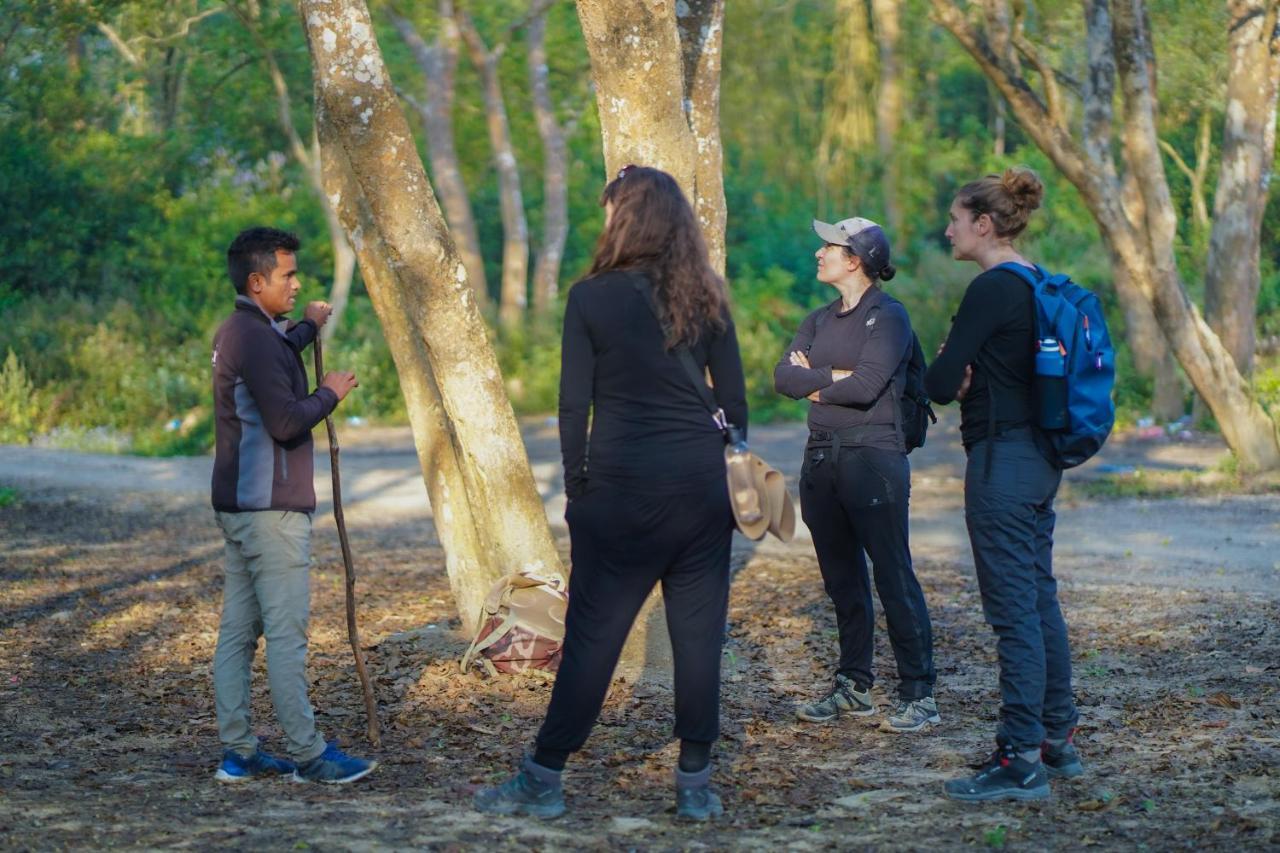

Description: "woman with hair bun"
774 216 938 735
926 167 1083 802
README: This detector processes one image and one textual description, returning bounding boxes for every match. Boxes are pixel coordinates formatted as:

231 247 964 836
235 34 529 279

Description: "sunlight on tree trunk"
318 116 498 623
1203 0 1280 375
677 0 727 275
300 0 565 629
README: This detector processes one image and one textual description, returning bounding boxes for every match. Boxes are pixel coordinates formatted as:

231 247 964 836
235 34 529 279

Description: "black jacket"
211 296 337 512
774 287 912 451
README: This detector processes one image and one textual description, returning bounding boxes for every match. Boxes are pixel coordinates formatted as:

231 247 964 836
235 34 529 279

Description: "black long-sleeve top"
773 287 911 451
558 269 748 498
924 267 1036 447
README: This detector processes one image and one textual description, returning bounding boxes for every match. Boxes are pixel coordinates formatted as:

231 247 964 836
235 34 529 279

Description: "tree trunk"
676 0 727 275
527 9 569 317
317 111 499 622
1203 0 1280 375
870 0 903 230
817 0 876 213
575 0 698 213
1110 0 1278 466
457 10 529 332
300 0 565 626
574 0 731 678
390 6 489 310
931 0 1280 470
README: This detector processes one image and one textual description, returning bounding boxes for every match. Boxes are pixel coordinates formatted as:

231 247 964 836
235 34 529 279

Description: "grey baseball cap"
813 217 891 274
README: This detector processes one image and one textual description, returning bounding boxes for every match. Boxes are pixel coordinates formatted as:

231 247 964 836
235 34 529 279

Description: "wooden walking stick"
313 335 381 747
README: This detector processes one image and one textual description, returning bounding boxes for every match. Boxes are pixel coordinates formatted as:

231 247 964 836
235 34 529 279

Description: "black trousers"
535 475 734 753
799 441 935 700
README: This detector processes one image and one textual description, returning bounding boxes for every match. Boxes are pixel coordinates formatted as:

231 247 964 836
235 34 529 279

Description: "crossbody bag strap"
629 273 731 436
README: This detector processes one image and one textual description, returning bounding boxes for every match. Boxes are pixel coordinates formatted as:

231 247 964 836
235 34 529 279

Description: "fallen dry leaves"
0 489 1277 849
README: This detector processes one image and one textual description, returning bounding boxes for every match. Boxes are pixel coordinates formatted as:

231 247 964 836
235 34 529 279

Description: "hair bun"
1002 167 1044 213
878 263 897 282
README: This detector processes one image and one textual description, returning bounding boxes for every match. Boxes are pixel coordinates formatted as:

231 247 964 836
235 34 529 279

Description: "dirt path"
1 420 1277 849
3 414 1276 593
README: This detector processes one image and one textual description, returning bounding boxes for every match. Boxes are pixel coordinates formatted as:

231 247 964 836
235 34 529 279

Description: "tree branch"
96 22 142 66
1011 28 1067 132
928 0 1093 190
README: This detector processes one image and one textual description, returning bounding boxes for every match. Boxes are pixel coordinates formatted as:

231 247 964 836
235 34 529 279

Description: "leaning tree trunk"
390 6 489 309
317 111 499 622
1109 0 1280 466
931 0 1280 470
1203 0 1280 375
457 10 530 332
527 8 569 318
300 0 565 626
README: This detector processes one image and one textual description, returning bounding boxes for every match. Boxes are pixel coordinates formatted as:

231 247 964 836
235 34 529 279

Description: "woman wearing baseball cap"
773 216 938 733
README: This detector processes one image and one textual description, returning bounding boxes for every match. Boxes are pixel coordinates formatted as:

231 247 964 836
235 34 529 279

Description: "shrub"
0 349 42 443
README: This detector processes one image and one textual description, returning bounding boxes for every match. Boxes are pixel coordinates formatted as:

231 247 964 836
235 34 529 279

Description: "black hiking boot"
1041 732 1085 779
473 755 566 819
675 765 724 821
943 744 1050 802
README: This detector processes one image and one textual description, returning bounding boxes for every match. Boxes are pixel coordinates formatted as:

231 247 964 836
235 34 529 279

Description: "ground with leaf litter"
1 479 1277 852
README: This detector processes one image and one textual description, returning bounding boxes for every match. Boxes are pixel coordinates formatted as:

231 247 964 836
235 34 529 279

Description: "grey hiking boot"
474 755 566 820
796 674 876 722
880 696 941 733
675 765 724 821
943 745 1050 802
1041 735 1085 779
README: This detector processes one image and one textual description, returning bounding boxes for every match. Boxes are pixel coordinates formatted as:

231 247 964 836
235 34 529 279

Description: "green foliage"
498 324 565 417
0 350 42 444
1 0 1275 455
1254 356 1280 420
0 487 19 508
731 266 811 423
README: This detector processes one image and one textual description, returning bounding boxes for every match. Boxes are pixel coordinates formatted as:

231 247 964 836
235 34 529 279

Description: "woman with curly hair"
927 167 1083 802
475 166 746 821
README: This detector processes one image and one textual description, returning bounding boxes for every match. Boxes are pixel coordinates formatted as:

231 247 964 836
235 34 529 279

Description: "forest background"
2 0 1278 456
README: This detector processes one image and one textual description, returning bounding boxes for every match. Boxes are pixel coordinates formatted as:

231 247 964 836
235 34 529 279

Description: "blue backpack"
996 263 1116 469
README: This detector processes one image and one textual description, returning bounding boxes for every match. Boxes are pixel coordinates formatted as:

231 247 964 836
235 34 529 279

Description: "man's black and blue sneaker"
292 741 378 785
943 744 1051 802
214 748 295 783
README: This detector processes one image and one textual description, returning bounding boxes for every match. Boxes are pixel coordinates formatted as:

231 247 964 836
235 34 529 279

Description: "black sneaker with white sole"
943 744 1050 802
796 674 876 723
